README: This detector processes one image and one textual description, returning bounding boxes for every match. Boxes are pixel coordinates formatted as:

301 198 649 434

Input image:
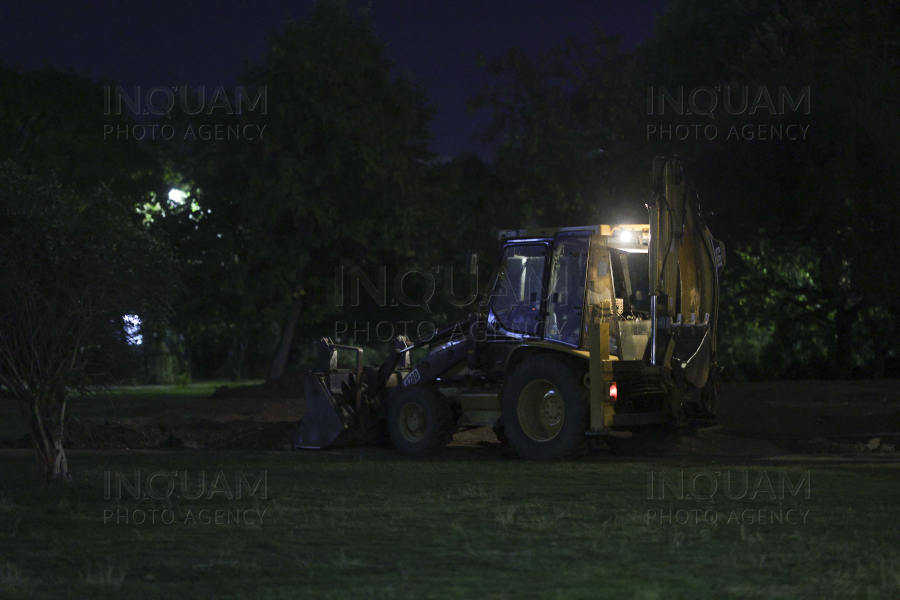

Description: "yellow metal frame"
588 307 615 431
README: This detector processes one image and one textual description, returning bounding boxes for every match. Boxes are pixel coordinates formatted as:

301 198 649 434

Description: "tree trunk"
149 337 175 385
834 306 853 377
873 349 886 380
867 312 887 380
28 395 70 482
230 336 248 381
834 299 864 378
269 293 304 381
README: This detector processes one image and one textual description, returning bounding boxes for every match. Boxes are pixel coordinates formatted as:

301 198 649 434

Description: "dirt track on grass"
5 379 899 456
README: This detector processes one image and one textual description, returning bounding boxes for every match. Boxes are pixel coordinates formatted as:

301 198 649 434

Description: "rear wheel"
387 386 455 457
501 355 588 459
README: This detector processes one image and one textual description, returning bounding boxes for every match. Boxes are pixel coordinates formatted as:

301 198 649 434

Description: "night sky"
0 0 667 157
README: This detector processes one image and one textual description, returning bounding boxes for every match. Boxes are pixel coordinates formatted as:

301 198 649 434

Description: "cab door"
544 235 589 346
489 242 549 337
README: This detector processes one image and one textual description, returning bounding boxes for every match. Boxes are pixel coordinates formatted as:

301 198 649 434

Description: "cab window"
491 243 547 335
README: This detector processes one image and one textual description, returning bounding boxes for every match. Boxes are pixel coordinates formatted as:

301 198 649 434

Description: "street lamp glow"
616 230 633 242
168 189 186 206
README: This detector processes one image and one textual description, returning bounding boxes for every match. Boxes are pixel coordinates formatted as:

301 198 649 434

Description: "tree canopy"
471 0 900 378
159 1 443 379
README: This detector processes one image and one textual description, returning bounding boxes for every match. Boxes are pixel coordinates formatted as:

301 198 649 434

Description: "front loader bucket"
293 372 348 449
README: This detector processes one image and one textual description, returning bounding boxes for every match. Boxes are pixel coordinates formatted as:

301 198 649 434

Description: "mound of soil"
143 396 305 425
9 418 299 451
718 379 900 439
6 378 897 457
449 425 899 458
669 431 786 456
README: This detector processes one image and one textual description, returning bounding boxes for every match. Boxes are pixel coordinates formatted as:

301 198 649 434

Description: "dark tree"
470 30 647 228
0 162 176 481
167 1 435 378
0 63 161 202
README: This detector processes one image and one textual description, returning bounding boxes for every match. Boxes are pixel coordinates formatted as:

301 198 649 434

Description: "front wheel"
387 386 455 457
501 355 589 460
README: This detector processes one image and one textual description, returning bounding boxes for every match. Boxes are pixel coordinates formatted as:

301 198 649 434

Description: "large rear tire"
387 386 455 457
501 355 588 460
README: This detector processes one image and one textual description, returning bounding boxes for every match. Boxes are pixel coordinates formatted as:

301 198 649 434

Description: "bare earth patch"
3 378 898 456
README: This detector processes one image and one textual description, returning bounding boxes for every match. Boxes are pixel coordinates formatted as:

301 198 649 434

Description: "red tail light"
609 381 618 401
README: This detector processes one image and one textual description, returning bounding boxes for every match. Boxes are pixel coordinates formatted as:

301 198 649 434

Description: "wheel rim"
517 379 565 442
398 402 427 443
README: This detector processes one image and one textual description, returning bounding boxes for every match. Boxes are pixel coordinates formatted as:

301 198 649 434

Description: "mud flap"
293 372 348 449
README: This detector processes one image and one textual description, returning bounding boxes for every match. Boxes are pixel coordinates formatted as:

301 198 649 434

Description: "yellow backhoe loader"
293 157 725 458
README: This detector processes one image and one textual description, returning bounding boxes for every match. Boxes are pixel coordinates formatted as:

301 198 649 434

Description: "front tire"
387 386 455 457
501 355 588 459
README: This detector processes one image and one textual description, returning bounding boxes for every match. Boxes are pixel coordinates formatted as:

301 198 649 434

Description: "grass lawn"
1 449 899 599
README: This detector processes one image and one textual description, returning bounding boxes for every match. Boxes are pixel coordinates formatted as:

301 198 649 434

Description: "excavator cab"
488 232 590 346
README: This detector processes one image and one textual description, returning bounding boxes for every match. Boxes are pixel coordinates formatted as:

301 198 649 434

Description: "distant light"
124 315 142 345
168 189 186 206
616 230 633 242
609 381 618 401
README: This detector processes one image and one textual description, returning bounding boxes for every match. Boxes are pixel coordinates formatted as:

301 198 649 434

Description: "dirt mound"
670 431 786 456
779 435 899 455
718 379 900 439
7 378 897 458
450 426 791 457
145 397 305 425
11 418 299 451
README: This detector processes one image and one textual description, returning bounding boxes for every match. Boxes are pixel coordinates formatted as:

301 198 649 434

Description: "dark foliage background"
1 0 898 388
